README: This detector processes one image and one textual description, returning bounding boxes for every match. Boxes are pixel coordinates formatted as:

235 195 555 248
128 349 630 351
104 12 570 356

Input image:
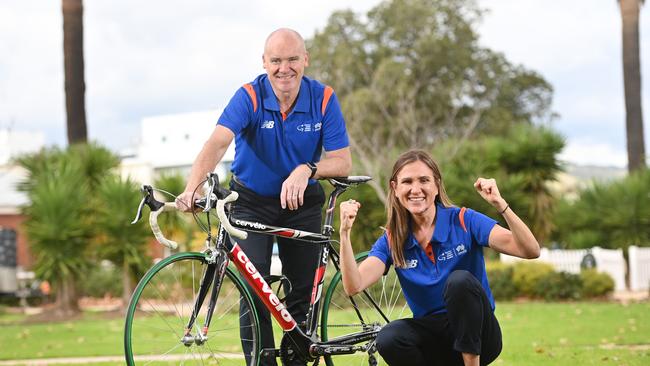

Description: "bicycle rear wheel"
321 251 412 366
124 251 260 365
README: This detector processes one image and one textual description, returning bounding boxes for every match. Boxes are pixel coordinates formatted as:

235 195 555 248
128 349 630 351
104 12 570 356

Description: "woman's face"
391 160 439 217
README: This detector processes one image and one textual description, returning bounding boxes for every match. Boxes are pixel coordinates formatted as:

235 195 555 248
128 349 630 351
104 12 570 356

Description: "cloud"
559 138 627 168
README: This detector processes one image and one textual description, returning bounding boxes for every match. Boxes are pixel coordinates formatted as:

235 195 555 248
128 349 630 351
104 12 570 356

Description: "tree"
620 0 646 171
552 169 650 250
439 125 564 243
17 149 92 315
62 0 87 144
307 0 554 201
95 176 151 308
17 144 119 315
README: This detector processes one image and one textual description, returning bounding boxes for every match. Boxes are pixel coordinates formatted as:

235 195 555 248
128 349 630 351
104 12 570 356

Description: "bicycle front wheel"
124 251 260 365
321 251 412 366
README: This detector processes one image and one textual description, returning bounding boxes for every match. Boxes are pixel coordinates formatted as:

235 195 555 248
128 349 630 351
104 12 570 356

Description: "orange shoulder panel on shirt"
242 83 258 112
459 207 467 232
321 86 334 115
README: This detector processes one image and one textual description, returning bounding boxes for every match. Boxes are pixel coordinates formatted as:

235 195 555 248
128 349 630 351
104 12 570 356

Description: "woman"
339 150 540 366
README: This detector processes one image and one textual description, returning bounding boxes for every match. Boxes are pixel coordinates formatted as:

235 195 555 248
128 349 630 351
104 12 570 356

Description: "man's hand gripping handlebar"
131 174 247 250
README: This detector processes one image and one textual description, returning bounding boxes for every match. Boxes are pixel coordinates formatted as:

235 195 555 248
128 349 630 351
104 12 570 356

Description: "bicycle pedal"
260 348 281 358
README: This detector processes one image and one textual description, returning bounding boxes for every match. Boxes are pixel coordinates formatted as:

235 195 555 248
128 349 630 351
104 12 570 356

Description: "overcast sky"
1 0 648 168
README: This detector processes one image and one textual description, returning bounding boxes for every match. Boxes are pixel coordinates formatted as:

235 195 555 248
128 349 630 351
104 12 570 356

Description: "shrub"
80 261 122 298
580 269 615 298
486 261 517 300
512 261 555 297
533 271 582 300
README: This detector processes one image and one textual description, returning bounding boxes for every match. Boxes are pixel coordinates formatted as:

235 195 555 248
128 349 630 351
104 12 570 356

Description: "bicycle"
125 173 411 365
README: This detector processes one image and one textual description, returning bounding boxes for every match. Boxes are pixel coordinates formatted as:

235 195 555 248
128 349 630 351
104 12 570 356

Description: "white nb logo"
261 120 275 129
405 259 418 269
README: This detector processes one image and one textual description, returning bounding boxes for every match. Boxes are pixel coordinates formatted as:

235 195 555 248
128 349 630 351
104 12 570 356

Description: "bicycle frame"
127 175 388 364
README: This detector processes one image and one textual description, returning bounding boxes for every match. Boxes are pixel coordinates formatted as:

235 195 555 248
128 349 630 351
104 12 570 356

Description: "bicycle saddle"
328 176 372 188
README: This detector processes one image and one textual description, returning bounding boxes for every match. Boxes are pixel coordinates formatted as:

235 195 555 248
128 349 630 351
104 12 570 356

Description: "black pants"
231 179 325 366
375 270 502 366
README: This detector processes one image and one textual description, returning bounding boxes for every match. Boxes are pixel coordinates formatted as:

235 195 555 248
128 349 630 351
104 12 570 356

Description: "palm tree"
18 154 92 315
620 0 646 171
16 144 119 315
62 0 87 144
95 176 151 308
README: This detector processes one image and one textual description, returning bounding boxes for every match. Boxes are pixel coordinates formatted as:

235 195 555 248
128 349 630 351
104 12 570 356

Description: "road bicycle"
124 173 411 365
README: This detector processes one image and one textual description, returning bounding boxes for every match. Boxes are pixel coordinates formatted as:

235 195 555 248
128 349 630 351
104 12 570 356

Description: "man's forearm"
313 148 352 178
184 141 228 193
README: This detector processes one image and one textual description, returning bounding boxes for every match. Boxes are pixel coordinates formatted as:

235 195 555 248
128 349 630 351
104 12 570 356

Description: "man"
176 28 351 365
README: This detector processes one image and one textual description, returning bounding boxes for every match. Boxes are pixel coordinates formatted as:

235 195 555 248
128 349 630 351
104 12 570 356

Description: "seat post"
321 186 347 237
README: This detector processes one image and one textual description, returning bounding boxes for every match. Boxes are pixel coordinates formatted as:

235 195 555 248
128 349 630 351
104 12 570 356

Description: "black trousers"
231 179 325 366
375 270 502 366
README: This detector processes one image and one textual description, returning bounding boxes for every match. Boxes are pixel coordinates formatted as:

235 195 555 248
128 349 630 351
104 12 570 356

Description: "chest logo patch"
261 120 275 129
297 123 312 132
437 243 468 262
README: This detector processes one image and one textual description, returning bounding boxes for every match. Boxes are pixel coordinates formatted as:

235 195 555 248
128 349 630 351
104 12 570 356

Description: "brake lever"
131 196 146 224
131 185 164 224
203 173 219 213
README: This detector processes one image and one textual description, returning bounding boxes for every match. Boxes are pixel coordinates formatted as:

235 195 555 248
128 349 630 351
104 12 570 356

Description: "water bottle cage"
263 275 292 303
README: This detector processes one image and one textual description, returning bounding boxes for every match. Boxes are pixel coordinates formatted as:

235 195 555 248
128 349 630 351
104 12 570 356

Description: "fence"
500 247 626 291
629 246 650 291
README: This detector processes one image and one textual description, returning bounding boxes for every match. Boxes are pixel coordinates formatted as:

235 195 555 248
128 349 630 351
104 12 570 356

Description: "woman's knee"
376 320 413 355
444 270 480 300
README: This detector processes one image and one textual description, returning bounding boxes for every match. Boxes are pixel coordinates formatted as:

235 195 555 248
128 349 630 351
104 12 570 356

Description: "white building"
120 110 235 185
0 128 45 213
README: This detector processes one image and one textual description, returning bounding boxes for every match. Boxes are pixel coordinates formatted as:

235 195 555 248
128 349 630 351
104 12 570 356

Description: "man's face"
263 33 309 96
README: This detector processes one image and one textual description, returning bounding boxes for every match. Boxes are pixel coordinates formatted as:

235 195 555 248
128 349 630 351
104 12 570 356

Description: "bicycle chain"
322 323 367 328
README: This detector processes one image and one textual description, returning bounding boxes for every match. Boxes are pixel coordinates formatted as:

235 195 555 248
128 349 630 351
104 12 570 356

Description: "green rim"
123 251 260 365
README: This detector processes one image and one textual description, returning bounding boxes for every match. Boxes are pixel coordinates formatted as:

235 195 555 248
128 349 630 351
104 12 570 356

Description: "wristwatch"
306 162 318 179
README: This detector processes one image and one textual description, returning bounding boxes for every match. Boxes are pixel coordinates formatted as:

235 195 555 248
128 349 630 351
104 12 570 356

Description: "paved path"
0 353 243 365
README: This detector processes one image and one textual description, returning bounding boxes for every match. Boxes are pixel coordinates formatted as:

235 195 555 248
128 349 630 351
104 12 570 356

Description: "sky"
1 0 648 168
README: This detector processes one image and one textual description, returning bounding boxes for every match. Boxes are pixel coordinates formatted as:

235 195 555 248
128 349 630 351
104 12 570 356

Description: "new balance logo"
405 259 418 269
261 120 275 129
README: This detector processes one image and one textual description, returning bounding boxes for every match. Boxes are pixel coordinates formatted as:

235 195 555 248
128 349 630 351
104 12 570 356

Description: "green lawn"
0 302 648 365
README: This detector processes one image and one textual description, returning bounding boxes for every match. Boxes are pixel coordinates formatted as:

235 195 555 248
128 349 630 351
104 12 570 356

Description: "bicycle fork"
181 251 229 347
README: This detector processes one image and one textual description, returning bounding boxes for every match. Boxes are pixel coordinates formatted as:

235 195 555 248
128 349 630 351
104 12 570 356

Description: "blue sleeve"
217 87 254 134
321 92 349 151
465 208 497 247
368 233 393 267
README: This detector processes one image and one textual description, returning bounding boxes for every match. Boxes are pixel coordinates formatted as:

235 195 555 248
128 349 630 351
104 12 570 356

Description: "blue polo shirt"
217 74 349 197
368 204 497 318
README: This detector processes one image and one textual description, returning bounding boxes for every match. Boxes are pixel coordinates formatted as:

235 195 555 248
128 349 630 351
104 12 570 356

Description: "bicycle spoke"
126 253 259 366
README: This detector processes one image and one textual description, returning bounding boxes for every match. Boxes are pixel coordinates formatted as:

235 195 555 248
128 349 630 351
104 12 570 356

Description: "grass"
0 302 648 365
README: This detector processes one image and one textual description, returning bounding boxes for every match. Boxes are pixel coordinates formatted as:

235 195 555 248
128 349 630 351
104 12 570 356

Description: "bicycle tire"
124 251 260 366
321 251 412 366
